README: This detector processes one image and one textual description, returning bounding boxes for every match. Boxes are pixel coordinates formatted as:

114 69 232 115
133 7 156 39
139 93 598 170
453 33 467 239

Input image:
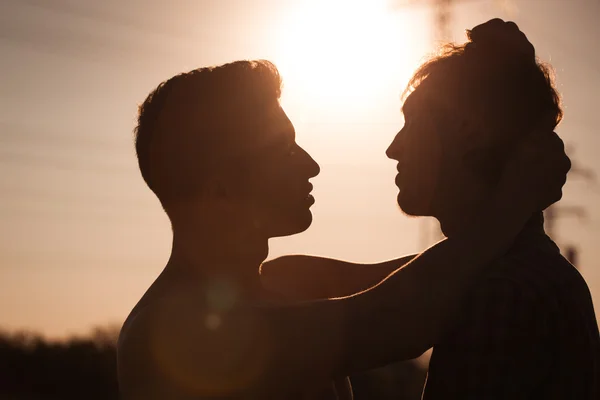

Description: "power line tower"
544 148 595 268
390 0 471 40
390 0 456 39
390 0 515 40
426 0 455 40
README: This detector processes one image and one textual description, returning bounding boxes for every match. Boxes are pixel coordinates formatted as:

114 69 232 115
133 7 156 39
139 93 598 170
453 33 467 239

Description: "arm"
152 131 568 389
260 254 418 300
260 198 535 375
154 198 537 392
422 276 551 399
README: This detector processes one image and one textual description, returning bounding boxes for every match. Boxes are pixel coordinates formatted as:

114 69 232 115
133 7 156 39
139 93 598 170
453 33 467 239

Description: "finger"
562 154 572 174
550 137 571 173
534 113 557 133
549 131 565 149
471 18 505 34
553 190 564 205
505 21 520 31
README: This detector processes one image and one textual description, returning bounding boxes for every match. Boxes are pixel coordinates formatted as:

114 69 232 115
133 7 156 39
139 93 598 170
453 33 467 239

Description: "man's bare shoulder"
118 280 278 398
119 280 263 352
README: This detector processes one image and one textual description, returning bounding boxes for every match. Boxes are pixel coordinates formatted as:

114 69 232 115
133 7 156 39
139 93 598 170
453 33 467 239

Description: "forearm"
261 255 416 300
353 200 533 358
257 201 531 378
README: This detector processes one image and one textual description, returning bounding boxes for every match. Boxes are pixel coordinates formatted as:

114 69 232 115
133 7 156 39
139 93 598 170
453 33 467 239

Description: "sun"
273 0 425 118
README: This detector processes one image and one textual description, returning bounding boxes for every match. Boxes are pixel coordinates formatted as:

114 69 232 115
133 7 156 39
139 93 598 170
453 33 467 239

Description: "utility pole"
544 205 586 241
390 0 456 40
390 0 483 41
433 0 454 40
544 150 595 268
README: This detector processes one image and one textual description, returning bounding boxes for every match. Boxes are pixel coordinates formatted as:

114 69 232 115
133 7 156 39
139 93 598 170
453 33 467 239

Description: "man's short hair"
134 60 282 207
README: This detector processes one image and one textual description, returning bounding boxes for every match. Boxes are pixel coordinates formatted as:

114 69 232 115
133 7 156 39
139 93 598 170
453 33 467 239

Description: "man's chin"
397 194 431 217
265 212 313 239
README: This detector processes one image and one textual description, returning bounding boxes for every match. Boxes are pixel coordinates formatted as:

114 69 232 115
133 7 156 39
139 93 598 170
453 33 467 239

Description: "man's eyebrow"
279 126 296 143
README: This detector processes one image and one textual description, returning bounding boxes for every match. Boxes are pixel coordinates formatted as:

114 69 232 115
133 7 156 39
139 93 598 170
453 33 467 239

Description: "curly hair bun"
465 18 536 63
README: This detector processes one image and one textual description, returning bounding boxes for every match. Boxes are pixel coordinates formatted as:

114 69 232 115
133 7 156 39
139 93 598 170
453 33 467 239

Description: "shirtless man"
117 59 569 399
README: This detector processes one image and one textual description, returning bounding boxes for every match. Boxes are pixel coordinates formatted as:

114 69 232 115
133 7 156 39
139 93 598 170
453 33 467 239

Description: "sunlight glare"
274 0 424 118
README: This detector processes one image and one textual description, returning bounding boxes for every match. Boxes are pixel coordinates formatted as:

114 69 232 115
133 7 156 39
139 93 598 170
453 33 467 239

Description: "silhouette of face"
387 87 490 219
386 91 443 216
235 104 320 238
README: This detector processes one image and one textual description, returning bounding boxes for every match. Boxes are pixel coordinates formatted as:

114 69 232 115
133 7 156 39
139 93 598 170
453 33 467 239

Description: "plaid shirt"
422 215 600 400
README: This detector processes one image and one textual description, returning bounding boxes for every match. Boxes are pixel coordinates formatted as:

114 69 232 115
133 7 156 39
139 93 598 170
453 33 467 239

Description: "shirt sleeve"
422 275 552 400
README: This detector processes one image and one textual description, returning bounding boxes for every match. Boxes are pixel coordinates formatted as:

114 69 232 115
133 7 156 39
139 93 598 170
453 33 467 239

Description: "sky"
1 0 599 338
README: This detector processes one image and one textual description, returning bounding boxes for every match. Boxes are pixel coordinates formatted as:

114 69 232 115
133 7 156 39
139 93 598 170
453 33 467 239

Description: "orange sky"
1 0 599 338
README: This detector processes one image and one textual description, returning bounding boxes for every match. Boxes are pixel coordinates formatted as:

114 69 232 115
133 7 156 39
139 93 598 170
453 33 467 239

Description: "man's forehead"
260 104 295 142
403 87 498 149
402 92 417 114
403 85 464 123
402 88 435 116
224 103 294 154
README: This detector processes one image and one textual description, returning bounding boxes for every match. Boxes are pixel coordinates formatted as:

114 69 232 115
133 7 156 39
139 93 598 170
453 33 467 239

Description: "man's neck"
165 217 269 300
437 205 545 240
436 207 478 239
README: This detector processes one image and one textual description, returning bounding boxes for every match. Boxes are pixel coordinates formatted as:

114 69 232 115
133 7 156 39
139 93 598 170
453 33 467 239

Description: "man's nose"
386 131 403 160
299 146 320 178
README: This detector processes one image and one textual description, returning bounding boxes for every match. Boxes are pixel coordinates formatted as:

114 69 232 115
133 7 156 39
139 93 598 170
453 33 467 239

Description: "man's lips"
302 182 315 206
395 163 406 186
304 193 315 206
